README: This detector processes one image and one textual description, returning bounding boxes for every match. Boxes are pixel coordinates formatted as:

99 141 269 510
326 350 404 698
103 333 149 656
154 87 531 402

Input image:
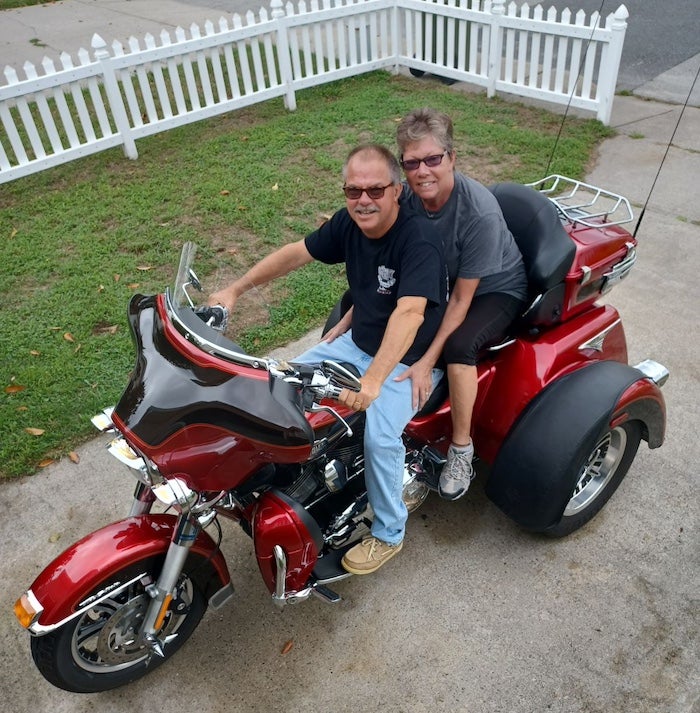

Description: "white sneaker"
438 444 475 501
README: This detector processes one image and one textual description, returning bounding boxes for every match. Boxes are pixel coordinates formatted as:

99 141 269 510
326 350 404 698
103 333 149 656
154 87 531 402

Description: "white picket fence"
0 0 628 184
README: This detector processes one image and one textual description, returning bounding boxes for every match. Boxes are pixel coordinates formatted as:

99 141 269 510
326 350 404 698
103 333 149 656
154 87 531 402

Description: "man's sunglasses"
400 151 448 172
342 183 394 200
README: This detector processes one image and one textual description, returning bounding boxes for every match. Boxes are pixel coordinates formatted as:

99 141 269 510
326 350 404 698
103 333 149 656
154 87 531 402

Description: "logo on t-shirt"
377 265 396 294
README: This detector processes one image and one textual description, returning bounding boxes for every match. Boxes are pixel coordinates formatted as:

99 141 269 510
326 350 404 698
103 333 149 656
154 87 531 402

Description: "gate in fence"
0 0 628 184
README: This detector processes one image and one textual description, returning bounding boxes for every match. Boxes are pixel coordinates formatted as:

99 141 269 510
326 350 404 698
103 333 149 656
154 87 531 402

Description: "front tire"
545 421 642 537
30 559 207 692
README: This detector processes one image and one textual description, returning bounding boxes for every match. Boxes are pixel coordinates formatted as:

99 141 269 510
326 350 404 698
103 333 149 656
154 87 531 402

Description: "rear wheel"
30 560 206 692
545 421 642 537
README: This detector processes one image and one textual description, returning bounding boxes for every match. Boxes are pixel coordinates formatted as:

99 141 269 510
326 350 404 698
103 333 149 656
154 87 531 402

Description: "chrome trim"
165 288 270 371
26 573 147 635
633 359 670 387
602 244 637 292
578 319 621 353
271 546 324 606
528 175 633 227
487 338 516 352
314 571 352 586
272 545 287 605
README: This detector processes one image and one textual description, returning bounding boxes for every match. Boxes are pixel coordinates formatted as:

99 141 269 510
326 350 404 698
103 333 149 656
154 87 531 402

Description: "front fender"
486 361 667 530
26 514 230 631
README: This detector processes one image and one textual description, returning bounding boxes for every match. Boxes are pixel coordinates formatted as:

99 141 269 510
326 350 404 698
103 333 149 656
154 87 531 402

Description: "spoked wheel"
30 561 206 692
546 421 642 537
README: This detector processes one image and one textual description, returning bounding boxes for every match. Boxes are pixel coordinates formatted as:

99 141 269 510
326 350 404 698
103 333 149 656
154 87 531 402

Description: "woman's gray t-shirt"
403 172 528 300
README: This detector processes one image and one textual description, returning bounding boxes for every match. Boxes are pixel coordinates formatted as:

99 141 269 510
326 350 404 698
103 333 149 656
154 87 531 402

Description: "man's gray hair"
342 143 402 185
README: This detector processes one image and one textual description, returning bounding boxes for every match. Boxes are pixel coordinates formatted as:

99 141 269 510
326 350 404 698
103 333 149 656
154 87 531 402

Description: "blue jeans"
295 332 443 545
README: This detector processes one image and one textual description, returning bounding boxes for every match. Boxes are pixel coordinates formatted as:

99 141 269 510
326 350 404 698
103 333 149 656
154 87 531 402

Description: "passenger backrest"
490 182 576 327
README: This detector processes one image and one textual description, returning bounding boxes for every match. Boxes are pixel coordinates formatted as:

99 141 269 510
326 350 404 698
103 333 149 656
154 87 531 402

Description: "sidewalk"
0 0 256 71
1 2 698 712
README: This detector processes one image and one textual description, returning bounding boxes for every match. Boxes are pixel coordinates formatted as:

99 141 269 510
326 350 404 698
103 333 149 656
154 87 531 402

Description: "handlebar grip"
194 305 228 332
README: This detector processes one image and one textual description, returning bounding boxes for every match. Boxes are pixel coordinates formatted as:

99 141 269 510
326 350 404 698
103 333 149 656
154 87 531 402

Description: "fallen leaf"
137 265 153 271
271 183 279 191
98 284 105 293
63 332 75 342
39 458 55 468
114 274 121 282
220 189 230 196
48 532 61 543
281 640 294 655
30 350 41 356
25 427 45 436
10 227 18 239
17 406 28 412
68 451 80 464
93 324 118 335
49 326 61 331
74 344 82 354
5 384 25 394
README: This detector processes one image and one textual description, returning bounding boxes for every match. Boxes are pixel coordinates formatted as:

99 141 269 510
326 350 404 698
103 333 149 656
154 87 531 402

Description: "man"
210 144 446 575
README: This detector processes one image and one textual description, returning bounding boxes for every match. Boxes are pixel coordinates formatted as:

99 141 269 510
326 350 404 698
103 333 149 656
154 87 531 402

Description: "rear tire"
545 421 642 537
30 559 206 692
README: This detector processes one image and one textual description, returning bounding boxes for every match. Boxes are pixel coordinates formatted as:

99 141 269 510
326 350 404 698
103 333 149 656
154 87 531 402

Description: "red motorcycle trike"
14 176 667 692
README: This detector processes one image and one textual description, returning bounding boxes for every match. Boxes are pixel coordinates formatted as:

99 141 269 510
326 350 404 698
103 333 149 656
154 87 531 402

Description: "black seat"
490 182 575 327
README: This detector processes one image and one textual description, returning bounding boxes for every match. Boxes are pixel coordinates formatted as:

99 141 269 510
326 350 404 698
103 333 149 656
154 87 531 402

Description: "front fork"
130 480 156 516
130 481 198 658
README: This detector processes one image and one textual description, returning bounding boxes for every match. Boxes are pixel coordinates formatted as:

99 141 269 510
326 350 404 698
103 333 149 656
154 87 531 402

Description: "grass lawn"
0 1 53 9
0 71 612 478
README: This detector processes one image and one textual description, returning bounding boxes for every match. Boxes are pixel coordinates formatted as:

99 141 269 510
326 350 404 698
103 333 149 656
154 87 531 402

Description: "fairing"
112 294 315 488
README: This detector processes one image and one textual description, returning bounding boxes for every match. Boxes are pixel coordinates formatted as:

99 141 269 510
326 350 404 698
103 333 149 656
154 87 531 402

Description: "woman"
395 107 528 501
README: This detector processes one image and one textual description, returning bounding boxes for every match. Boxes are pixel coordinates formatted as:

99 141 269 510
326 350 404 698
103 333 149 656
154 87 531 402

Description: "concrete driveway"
1 100 698 711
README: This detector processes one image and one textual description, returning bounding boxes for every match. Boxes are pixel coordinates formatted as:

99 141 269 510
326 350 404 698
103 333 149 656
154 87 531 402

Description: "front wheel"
30 559 207 692
545 421 642 537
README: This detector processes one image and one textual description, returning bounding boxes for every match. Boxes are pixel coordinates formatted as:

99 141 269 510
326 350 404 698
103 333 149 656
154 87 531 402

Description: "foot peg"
312 584 341 604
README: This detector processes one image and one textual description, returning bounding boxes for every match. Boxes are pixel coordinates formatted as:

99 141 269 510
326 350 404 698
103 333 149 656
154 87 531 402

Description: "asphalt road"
538 0 699 89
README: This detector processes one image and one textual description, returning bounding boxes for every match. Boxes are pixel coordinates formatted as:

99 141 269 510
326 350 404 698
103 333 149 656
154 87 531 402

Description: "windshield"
171 241 200 310
165 241 272 371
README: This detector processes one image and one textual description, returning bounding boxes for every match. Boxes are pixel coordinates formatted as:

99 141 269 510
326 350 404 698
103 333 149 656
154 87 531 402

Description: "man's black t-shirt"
305 207 446 366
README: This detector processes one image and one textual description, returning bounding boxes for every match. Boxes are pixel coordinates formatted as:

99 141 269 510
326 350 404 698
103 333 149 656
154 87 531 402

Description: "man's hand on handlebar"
207 287 237 314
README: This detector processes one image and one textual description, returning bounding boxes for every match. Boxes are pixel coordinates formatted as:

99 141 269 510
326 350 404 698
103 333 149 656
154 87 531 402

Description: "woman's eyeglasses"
342 183 394 200
400 151 448 172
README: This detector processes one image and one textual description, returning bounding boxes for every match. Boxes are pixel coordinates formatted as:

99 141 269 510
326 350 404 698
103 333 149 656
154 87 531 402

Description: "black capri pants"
443 292 525 366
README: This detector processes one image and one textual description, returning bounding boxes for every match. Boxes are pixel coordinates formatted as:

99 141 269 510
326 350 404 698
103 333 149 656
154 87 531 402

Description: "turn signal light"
13 592 39 629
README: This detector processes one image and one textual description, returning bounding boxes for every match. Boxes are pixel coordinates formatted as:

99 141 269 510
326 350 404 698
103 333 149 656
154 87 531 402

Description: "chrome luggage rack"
527 175 634 228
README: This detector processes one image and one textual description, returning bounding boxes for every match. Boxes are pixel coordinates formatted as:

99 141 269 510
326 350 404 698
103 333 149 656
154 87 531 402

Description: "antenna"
544 0 607 176
633 61 700 237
